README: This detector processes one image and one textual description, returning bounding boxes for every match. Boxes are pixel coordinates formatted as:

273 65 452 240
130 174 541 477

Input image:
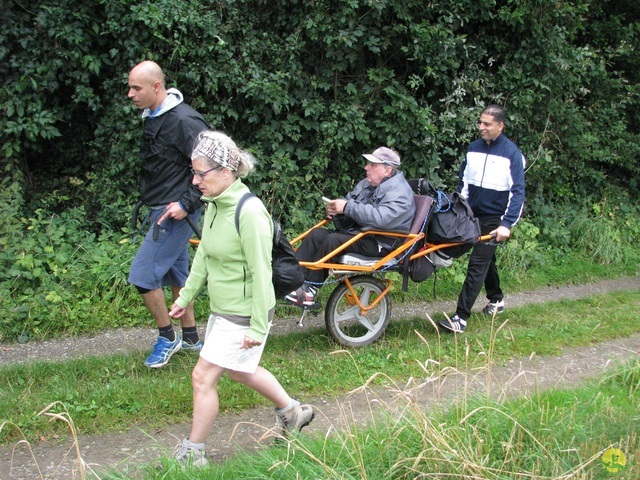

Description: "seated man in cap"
286 146 416 306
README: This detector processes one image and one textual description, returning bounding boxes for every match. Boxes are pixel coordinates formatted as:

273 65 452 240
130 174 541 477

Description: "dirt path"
1 276 639 479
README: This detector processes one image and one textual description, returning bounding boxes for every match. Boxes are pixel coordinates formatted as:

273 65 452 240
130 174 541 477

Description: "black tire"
325 275 392 347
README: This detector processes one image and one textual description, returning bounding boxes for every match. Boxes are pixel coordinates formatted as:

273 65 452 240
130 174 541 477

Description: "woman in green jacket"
169 131 314 467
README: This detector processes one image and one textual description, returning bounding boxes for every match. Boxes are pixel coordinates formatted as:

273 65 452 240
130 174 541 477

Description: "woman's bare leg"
228 366 291 409
188 357 226 443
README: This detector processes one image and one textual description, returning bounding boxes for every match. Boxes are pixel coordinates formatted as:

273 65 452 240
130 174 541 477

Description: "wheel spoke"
334 306 360 323
335 308 377 333
359 285 372 304
354 313 376 332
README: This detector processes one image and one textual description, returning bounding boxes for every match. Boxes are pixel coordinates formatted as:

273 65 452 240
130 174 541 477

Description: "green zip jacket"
175 179 275 343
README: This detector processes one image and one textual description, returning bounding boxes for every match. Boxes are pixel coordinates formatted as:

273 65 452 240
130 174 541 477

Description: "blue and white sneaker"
145 336 182 368
182 340 203 352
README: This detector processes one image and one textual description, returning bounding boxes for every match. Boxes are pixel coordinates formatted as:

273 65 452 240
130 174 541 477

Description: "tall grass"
2 292 639 478
103 352 640 479
1 402 102 480
568 210 624 265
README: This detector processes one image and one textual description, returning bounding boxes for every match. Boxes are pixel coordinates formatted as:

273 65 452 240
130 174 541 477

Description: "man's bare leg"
141 288 172 328
171 286 195 329
171 286 201 348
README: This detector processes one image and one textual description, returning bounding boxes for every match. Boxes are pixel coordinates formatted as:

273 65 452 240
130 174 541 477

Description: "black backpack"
408 178 481 258
427 192 481 258
235 192 305 298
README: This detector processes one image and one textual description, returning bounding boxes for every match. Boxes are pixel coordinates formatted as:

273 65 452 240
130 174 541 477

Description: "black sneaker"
482 300 504 315
438 314 467 333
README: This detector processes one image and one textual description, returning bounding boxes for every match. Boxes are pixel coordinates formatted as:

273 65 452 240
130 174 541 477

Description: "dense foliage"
1 0 639 339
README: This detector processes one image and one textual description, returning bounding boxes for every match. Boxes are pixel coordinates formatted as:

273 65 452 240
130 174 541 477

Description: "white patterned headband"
192 135 238 172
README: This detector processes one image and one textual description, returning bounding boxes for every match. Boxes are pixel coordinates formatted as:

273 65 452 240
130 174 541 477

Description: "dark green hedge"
2 0 639 232
1 0 640 340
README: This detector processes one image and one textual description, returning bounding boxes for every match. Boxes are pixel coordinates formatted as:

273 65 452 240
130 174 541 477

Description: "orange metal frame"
290 219 427 272
289 220 493 316
189 216 493 315
341 276 394 314
291 219 493 273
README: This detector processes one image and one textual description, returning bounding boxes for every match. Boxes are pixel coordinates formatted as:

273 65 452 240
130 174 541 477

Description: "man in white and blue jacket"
439 105 526 334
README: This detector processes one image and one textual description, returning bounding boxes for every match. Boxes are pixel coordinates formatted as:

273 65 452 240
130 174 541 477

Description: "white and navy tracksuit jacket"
458 133 526 229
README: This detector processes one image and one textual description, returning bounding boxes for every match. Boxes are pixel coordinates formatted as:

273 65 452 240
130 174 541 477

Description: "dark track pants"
455 216 504 320
295 228 380 285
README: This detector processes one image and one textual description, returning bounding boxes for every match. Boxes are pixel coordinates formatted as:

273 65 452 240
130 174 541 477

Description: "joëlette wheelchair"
289 193 493 347
187 194 492 347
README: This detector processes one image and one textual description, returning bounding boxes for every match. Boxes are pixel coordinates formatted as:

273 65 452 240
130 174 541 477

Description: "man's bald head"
130 61 165 86
127 61 168 111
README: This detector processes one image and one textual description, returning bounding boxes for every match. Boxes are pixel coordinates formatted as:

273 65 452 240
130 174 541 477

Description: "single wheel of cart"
325 274 392 347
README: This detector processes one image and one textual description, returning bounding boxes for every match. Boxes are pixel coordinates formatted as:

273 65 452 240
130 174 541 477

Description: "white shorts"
200 314 271 374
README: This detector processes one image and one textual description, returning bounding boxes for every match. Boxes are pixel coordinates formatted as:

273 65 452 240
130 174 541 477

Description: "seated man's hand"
327 199 347 217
